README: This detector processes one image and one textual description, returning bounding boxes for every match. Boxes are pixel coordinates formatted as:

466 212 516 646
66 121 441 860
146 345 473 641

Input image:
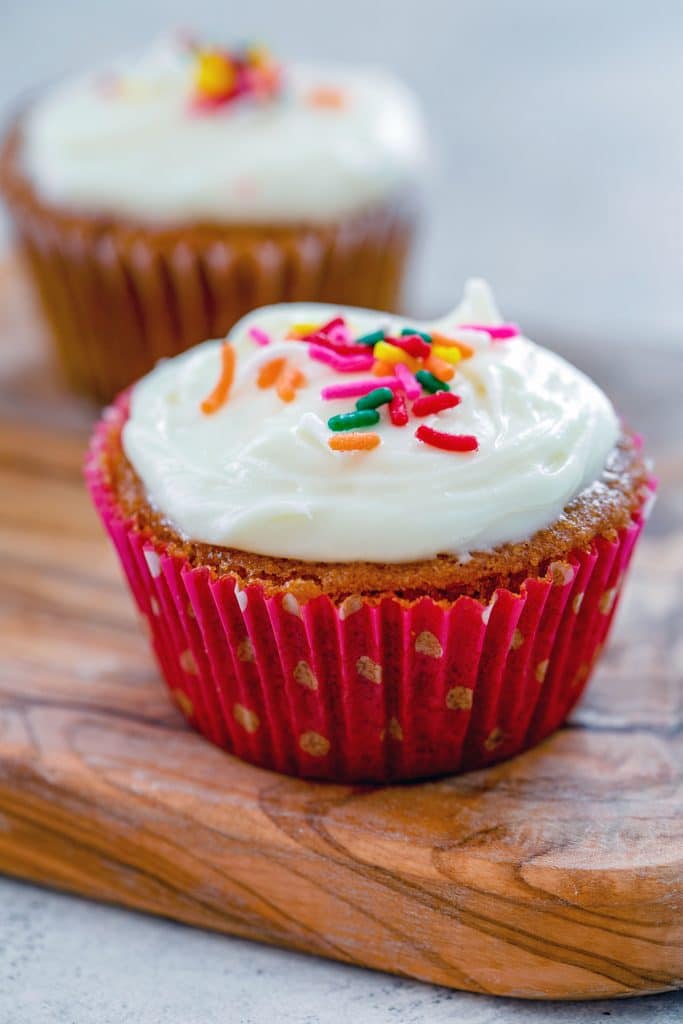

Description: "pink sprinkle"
308 344 374 373
306 331 365 356
321 377 399 400
328 323 353 345
394 361 421 399
458 322 520 340
248 326 272 346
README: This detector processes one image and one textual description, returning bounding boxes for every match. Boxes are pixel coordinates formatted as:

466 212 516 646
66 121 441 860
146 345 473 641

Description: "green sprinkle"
416 369 450 393
355 329 385 346
355 387 394 411
328 409 381 431
401 327 432 343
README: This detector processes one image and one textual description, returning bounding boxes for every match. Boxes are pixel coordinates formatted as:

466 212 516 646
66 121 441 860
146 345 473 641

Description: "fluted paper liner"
1 129 415 403
86 399 653 782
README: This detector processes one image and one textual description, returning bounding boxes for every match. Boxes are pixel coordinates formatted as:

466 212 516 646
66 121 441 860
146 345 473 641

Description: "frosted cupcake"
1 34 424 402
86 280 653 781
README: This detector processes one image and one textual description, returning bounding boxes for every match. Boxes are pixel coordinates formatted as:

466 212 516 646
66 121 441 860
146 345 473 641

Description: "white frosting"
20 37 425 223
122 280 620 563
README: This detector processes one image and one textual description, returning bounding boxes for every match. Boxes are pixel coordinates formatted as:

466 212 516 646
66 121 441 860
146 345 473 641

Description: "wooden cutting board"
0 260 681 1000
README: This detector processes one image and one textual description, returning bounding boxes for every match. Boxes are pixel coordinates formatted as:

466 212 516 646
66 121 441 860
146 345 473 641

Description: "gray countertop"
1 3 681 1022
1 877 680 1024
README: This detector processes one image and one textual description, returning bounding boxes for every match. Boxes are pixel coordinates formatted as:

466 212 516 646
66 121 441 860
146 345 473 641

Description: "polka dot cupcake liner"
86 400 654 782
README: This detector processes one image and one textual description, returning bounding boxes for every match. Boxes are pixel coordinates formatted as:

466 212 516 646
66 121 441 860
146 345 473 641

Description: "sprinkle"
191 42 282 111
355 329 385 347
431 332 475 359
415 425 478 452
288 321 321 339
432 345 462 365
194 50 237 100
388 390 409 426
328 409 380 432
355 386 394 411
320 377 398 400
400 327 432 343
257 356 286 388
393 362 421 399
327 323 353 345
412 392 462 416
416 369 450 393
308 344 373 373
200 342 236 414
372 360 393 376
458 322 520 340
373 341 419 371
305 331 358 355
276 363 307 402
425 352 455 382
385 334 431 359
328 432 380 452
318 316 345 334
307 85 347 109
248 326 271 346
310 316 352 345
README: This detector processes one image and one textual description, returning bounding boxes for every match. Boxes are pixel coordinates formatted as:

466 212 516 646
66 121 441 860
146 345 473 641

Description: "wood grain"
0 259 681 1000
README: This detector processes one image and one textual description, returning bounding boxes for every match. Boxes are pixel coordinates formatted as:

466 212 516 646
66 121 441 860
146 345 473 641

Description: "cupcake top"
122 280 620 563
20 35 425 224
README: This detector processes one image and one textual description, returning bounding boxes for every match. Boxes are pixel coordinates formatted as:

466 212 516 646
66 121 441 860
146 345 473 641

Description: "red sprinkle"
388 390 409 426
316 316 345 336
412 392 462 417
385 334 431 359
415 425 478 452
305 331 364 356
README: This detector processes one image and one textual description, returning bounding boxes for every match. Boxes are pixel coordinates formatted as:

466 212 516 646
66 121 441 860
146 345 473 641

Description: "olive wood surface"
0 260 681 999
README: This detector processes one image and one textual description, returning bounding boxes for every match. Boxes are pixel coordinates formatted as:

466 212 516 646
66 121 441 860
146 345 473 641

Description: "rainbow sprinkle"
239 310 519 453
188 40 282 112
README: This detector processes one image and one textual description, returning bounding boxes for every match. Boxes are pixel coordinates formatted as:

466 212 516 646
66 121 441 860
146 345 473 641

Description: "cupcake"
1 34 424 402
86 279 653 782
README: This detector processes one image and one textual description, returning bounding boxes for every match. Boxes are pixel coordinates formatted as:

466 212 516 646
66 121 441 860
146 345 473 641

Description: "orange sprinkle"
328 432 381 452
431 332 475 359
257 356 286 388
425 352 455 382
372 360 393 376
307 86 346 109
276 362 307 402
200 342 236 414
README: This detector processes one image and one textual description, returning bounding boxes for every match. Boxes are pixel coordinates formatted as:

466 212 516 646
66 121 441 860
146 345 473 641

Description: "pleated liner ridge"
86 399 652 782
1 130 415 404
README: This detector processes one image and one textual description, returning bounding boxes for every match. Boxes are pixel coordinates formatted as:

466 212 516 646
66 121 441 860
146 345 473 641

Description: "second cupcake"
1 34 425 402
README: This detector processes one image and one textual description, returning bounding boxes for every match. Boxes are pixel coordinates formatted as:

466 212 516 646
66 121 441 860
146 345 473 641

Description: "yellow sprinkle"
195 52 236 98
373 341 419 372
432 345 463 365
287 322 320 339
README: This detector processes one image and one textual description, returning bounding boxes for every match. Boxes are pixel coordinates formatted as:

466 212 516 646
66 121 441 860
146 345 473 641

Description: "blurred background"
1 0 683 343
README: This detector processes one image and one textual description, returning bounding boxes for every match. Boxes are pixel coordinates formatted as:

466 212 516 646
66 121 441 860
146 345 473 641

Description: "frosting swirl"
20 36 425 223
122 280 620 563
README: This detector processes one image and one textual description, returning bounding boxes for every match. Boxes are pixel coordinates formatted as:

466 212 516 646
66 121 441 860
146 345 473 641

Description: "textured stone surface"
0 878 680 1024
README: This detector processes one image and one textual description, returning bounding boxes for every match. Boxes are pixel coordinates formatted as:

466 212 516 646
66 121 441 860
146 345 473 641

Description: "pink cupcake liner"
86 397 654 782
